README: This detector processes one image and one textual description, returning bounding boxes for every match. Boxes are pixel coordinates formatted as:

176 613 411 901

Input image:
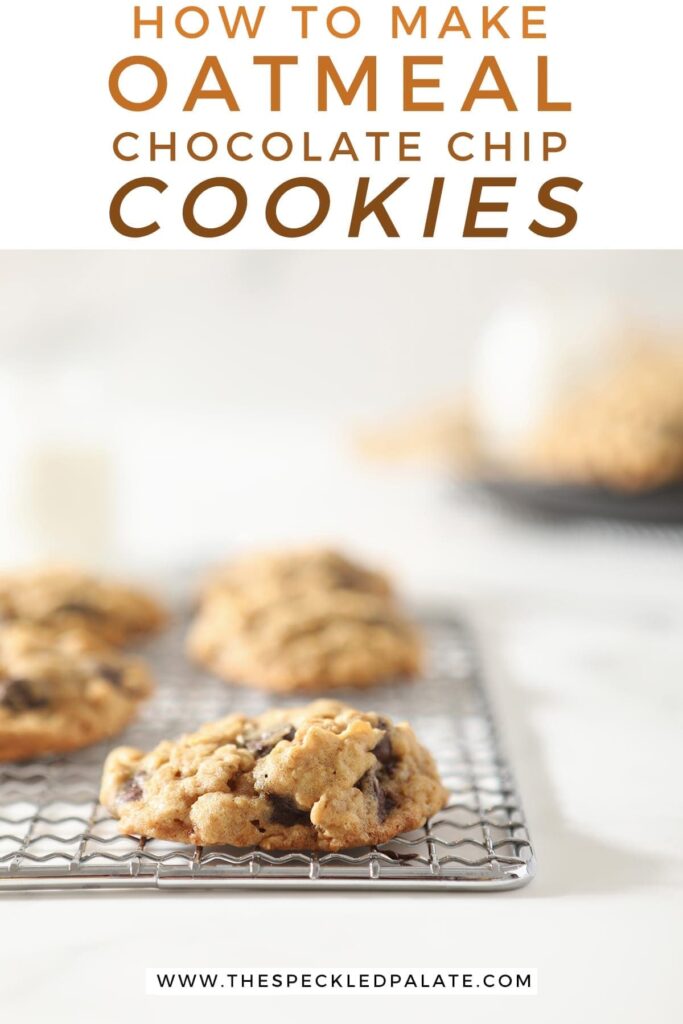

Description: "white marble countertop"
2 461 682 1023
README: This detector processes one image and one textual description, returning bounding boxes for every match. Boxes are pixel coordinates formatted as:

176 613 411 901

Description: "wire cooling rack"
0 611 535 892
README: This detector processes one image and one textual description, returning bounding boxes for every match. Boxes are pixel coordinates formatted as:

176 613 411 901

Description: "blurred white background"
0 250 682 600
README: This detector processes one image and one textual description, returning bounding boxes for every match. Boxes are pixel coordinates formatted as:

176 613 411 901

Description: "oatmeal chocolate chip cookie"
187 588 422 693
0 622 154 762
100 700 447 850
199 547 393 605
519 346 683 492
0 566 166 646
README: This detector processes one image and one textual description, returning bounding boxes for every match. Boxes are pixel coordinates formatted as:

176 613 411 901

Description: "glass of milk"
0 359 115 567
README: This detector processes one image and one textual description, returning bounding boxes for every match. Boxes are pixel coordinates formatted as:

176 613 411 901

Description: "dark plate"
471 477 683 525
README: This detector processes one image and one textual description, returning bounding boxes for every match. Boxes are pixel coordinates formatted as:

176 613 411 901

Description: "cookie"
199 547 393 605
187 588 422 693
520 346 683 492
0 566 166 646
0 622 154 762
100 700 447 850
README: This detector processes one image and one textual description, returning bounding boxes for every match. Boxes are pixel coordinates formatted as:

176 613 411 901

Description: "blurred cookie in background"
357 295 683 517
188 588 422 694
0 621 154 762
0 565 167 647
516 345 683 493
357 403 481 471
188 547 422 693
198 546 393 605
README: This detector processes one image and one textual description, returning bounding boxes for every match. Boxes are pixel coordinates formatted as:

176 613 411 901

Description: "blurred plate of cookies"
358 313 683 525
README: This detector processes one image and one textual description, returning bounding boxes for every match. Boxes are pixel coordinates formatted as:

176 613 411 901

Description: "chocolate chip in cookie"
97 665 124 687
54 601 105 619
372 729 394 767
117 772 147 804
355 769 396 822
268 794 311 827
243 724 295 758
0 678 50 713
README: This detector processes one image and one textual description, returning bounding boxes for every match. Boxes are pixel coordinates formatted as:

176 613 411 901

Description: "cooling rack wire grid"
0 612 535 891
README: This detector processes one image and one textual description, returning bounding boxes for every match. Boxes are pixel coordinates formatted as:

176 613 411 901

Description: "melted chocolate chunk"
330 567 364 589
98 665 124 687
379 785 397 822
54 601 105 619
372 731 394 767
0 678 50 713
380 849 415 864
355 770 396 823
268 794 310 827
245 725 295 758
117 772 146 804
